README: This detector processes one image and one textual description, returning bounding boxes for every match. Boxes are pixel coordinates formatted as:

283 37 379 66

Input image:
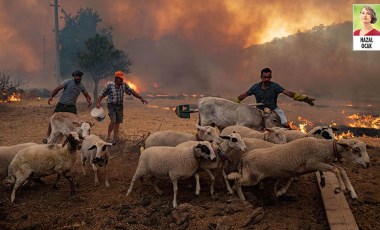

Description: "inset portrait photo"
353 4 380 51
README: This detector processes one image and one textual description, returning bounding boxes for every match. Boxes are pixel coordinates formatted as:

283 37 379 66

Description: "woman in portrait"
354 5 380 36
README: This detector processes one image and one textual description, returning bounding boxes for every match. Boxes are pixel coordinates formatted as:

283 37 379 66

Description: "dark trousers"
54 102 77 114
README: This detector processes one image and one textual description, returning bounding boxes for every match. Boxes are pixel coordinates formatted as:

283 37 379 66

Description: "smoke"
0 0 379 104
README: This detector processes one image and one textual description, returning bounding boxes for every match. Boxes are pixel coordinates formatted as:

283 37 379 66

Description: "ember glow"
336 131 355 139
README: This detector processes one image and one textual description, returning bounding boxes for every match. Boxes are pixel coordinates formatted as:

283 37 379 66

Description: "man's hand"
48 97 53 105
293 93 315 106
232 98 241 103
141 98 148 104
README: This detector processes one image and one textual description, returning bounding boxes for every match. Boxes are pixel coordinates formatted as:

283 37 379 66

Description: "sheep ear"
90 122 95 127
312 129 322 135
337 141 352 150
72 121 81 127
196 124 205 131
219 135 230 140
88 145 97 150
105 142 114 146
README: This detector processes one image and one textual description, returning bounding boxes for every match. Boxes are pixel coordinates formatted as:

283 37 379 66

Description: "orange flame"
336 131 355 139
1 93 22 102
125 80 140 93
296 116 315 133
346 113 379 129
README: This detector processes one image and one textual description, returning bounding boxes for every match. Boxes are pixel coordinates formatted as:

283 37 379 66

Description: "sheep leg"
194 173 200 196
235 182 246 201
47 132 60 144
104 164 110 188
53 174 61 189
62 173 76 196
303 162 346 192
203 169 215 196
90 163 99 186
11 175 28 203
172 179 178 208
222 170 234 195
81 159 87 176
276 177 294 197
336 166 357 199
150 177 163 195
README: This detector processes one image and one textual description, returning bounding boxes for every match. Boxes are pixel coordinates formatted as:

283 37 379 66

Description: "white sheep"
46 112 93 144
126 141 216 208
81 134 114 187
142 124 221 150
221 125 287 144
284 126 337 142
228 138 370 201
177 132 247 195
0 142 38 180
4 132 83 203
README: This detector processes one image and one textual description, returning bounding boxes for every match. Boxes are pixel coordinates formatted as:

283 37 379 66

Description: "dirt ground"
0 98 379 230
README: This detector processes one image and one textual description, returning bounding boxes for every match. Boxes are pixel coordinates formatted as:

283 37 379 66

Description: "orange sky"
0 0 374 88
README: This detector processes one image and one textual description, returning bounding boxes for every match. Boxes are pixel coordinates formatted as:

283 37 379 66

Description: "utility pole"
51 0 60 84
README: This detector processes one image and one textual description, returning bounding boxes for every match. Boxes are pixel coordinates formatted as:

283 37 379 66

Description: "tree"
78 34 132 101
59 8 112 79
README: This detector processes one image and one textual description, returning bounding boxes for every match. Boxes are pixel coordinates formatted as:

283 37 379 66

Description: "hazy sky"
0 0 378 96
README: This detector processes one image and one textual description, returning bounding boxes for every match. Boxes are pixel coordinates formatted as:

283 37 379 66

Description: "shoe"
42 139 48 144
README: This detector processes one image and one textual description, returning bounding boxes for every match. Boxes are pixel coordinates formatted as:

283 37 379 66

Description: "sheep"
221 125 287 144
81 134 114 187
283 126 338 186
126 141 216 208
46 112 93 144
177 132 247 195
0 142 38 180
228 138 370 201
284 126 337 142
4 132 83 203
142 124 221 150
198 97 282 131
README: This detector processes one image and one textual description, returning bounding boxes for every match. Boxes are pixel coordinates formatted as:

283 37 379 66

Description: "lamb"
81 135 114 187
221 125 287 144
126 141 216 208
4 132 83 203
177 132 247 195
228 138 370 201
142 124 221 150
46 112 93 144
0 142 38 180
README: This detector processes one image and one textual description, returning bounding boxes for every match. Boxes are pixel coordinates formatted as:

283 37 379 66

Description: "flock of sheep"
0 96 371 209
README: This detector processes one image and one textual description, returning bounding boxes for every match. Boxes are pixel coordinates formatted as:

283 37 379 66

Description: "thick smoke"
1 0 379 104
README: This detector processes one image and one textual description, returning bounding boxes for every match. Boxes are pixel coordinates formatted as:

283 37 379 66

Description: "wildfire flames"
0 92 22 103
125 80 139 93
347 113 380 129
292 113 379 139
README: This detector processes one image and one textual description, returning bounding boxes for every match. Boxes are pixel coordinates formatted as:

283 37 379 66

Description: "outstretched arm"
82 92 92 107
131 91 148 104
233 92 249 103
48 84 65 105
283 89 315 106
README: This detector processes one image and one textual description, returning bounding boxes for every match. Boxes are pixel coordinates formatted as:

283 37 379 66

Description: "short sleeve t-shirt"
59 79 87 105
246 81 285 110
